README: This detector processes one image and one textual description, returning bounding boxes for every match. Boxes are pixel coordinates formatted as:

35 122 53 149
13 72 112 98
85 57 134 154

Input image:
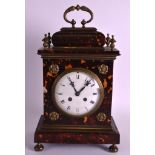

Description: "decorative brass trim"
51 68 104 118
42 124 112 133
42 33 52 48
96 112 106 122
110 35 116 50
40 54 118 60
49 64 59 74
63 5 93 28
105 33 111 47
49 112 59 121
98 64 108 74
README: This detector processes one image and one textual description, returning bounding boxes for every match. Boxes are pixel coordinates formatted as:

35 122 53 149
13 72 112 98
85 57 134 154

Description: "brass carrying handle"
63 5 93 28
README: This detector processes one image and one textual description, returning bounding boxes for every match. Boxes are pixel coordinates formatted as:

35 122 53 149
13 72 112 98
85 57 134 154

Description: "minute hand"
67 77 78 94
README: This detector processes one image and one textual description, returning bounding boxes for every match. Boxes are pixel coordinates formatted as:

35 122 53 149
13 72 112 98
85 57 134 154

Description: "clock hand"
67 77 78 95
77 79 92 95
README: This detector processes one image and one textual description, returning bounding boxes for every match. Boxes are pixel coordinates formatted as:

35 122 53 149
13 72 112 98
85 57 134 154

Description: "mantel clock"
34 5 120 152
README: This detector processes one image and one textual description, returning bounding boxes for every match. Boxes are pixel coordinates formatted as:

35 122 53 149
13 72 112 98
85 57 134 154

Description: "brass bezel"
52 68 104 118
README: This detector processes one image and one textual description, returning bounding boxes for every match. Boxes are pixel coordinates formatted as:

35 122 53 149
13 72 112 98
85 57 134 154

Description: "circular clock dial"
52 68 104 117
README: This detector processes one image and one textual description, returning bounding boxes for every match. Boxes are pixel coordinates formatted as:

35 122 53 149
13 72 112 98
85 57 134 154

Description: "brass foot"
34 143 44 151
109 144 118 153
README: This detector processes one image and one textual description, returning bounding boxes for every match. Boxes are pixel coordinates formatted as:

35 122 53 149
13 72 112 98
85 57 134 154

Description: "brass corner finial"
47 33 52 48
110 35 116 50
105 33 111 47
42 34 48 48
42 32 52 48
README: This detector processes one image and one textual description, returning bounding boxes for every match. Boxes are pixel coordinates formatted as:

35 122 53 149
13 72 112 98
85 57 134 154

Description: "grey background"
26 0 130 155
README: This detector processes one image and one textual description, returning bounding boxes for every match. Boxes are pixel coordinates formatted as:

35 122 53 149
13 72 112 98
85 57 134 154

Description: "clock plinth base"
34 115 120 150
109 144 118 152
34 143 44 151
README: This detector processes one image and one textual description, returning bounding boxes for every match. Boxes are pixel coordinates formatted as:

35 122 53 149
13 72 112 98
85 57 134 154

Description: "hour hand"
67 77 78 93
77 79 92 95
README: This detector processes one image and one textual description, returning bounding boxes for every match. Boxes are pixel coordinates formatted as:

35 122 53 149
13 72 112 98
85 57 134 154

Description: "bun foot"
34 143 44 151
109 144 118 153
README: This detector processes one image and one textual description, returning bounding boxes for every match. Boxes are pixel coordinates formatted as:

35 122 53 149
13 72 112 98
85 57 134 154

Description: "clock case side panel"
42 58 114 126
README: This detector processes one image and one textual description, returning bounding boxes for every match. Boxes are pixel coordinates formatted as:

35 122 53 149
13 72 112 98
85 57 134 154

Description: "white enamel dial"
52 68 104 117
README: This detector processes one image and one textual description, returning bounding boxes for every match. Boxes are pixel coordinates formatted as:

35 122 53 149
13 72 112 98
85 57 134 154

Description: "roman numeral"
76 74 79 79
67 106 71 110
67 76 71 81
57 93 63 95
85 107 88 111
91 84 95 87
76 108 79 113
60 100 65 104
93 93 97 95
90 100 95 104
85 78 88 81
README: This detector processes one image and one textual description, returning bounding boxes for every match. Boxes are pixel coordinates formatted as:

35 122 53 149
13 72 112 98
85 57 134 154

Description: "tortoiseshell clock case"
34 5 120 153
